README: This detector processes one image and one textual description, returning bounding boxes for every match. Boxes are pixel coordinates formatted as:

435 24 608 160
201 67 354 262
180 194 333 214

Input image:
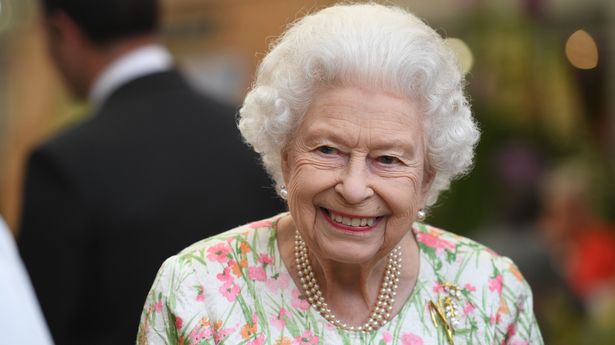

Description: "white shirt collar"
89 44 173 107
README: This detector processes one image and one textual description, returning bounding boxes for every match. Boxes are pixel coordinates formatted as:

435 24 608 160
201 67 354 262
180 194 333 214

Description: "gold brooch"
429 282 462 345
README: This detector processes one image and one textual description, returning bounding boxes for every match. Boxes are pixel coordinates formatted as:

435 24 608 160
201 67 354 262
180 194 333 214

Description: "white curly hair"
238 3 480 208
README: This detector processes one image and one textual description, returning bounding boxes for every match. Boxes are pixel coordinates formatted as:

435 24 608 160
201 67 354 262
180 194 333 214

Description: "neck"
312 247 389 296
278 214 419 329
83 35 157 96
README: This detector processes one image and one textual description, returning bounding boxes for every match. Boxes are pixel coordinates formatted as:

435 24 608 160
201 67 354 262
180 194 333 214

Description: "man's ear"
45 11 88 47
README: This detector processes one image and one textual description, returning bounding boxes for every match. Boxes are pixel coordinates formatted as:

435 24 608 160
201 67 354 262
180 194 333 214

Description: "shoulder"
107 70 236 116
144 215 283 308
414 223 542 343
154 215 283 283
176 216 280 258
414 223 513 265
414 222 531 297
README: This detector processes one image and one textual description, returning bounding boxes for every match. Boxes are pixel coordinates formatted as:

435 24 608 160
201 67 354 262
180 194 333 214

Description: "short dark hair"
42 0 159 45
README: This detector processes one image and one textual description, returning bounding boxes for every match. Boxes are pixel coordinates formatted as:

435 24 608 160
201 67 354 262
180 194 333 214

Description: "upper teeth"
328 210 375 227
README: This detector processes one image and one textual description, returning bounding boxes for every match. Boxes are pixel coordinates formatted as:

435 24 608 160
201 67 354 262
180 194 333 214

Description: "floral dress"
137 214 543 345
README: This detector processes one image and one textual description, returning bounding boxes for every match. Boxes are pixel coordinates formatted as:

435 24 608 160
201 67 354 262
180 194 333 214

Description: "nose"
334 157 374 204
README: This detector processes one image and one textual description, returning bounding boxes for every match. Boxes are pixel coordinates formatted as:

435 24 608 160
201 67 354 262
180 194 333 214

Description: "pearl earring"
417 209 426 221
279 186 288 200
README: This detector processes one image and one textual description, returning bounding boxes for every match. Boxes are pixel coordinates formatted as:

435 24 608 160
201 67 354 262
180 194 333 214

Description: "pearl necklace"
294 232 402 332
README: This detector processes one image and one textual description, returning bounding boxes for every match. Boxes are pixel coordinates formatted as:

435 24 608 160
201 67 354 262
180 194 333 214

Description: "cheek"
285 156 338 222
382 173 424 218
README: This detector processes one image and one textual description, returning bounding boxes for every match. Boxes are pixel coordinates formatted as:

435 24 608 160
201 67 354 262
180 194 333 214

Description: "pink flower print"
195 285 205 302
463 283 476 292
432 282 444 293
291 288 310 311
416 232 456 251
489 275 503 295
258 253 274 265
248 266 267 281
400 332 423 345
270 308 288 330
382 330 393 343
210 320 233 343
266 272 291 293
247 333 266 345
175 316 183 330
219 281 241 302
463 301 475 315
216 267 233 283
189 327 213 343
506 323 517 337
213 326 234 343
207 243 232 263
294 330 319 344
511 341 528 345
249 220 273 229
152 301 163 313
490 313 502 325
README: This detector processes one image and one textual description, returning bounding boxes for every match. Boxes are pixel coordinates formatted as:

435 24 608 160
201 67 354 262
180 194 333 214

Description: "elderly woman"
137 4 542 345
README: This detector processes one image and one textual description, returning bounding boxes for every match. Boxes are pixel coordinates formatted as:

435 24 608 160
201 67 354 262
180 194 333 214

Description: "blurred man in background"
18 0 282 344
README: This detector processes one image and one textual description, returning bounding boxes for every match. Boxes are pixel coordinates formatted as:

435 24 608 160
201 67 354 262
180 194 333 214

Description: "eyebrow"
303 124 417 154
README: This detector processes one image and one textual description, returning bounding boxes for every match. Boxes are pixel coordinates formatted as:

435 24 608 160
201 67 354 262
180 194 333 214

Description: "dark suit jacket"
18 70 284 345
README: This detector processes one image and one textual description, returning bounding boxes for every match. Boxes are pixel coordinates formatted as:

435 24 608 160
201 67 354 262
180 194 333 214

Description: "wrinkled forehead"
296 86 425 149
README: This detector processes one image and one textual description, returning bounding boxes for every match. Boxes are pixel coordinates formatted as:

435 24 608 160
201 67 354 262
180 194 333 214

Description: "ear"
45 11 89 48
420 163 436 197
280 147 291 185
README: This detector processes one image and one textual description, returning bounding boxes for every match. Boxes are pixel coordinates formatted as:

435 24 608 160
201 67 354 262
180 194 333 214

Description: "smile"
321 208 382 230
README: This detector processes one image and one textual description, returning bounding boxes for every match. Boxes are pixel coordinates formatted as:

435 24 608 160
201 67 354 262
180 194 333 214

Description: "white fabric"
89 44 173 106
0 217 54 345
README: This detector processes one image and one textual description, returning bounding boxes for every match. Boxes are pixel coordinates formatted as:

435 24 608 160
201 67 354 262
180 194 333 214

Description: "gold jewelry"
294 231 402 332
429 282 462 345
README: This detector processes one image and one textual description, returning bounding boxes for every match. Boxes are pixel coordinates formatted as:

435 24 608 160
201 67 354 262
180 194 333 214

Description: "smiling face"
281 86 433 265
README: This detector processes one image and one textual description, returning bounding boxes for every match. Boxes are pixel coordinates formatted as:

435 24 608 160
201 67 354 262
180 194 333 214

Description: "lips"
321 208 382 231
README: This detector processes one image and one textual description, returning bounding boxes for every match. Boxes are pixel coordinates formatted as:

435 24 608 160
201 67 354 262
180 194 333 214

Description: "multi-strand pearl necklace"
294 232 403 332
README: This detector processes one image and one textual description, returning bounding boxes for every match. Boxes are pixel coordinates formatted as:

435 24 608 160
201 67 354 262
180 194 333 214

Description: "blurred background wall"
1 0 614 343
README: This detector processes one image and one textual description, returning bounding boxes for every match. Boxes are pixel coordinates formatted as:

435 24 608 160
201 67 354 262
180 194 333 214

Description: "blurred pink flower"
207 243 232 263
248 266 267 281
463 301 475 315
489 275 503 295
401 332 423 345
266 273 291 293
269 308 288 330
416 232 455 251
464 283 476 292
216 267 233 282
219 281 240 302
152 301 163 313
258 253 274 265
291 288 310 311
190 327 213 343
213 326 234 343
294 330 319 344
382 330 393 343
248 333 266 345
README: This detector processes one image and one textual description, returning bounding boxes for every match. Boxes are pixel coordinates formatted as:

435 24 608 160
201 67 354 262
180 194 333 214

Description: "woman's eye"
318 146 337 155
376 155 400 165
